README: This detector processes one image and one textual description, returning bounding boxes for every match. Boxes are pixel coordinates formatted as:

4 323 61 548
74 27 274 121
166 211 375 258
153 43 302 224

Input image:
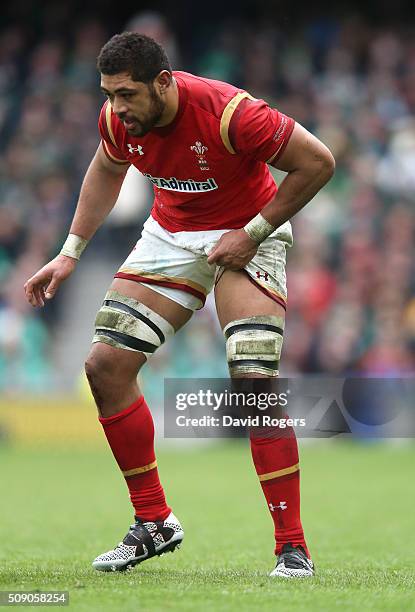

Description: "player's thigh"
110 278 193 330
215 270 285 329
87 279 193 379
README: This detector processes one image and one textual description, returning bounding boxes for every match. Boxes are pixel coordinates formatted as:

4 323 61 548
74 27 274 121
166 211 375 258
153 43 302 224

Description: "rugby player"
24 33 335 578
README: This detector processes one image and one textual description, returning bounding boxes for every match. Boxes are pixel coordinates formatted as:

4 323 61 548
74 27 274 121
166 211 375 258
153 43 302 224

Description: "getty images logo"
269 502 287 511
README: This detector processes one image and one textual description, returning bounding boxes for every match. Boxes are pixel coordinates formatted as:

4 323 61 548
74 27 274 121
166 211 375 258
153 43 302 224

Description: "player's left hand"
207 229 258 270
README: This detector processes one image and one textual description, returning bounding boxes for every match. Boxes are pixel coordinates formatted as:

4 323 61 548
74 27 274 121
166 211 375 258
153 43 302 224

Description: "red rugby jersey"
98 71 294 232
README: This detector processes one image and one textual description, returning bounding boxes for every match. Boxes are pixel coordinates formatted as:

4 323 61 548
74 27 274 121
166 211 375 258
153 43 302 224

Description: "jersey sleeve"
227 96 295 163
98 101 129 164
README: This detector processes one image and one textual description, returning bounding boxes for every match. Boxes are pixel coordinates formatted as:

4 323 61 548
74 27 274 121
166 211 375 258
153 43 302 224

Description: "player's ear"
154 70 172 95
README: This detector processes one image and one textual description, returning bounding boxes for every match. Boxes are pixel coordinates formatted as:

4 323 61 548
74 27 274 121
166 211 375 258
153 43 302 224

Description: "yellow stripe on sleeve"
102 140 129 164
266 142 285 164
220 92 255 154
105 102 118 147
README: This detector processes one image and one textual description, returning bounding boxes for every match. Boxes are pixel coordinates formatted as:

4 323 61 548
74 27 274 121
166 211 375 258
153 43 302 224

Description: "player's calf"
84 342 143 415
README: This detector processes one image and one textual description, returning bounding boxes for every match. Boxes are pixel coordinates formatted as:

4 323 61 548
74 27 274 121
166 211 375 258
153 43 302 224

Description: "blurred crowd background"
1 0 414 394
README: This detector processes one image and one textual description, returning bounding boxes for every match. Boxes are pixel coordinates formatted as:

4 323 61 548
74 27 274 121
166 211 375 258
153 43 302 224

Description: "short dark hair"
97 32 171 83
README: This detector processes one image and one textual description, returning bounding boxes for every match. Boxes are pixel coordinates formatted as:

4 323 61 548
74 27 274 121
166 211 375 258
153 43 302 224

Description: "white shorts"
115 217 293 311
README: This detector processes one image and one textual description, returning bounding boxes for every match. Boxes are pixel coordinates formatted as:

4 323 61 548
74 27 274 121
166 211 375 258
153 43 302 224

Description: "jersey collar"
151 75 188 136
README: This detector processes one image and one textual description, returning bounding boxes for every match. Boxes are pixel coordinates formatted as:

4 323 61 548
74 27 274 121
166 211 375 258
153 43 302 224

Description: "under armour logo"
256 271 269 281
269 501 287 511
127 143 144 155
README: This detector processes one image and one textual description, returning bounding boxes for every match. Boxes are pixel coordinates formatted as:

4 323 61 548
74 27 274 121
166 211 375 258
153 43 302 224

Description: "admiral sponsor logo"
143 173 218 192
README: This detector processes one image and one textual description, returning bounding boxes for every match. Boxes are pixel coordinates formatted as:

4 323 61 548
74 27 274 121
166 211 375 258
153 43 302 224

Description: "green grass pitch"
0 440 414 611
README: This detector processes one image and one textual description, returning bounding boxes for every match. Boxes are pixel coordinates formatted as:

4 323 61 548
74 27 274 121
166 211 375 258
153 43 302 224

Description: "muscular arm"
69 143 129 239
24 144 130 307
259 122 335 228
207 122 335 269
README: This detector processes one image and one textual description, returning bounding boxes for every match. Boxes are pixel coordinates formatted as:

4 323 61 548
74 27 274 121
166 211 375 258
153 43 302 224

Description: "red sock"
99 396 171 521
250 423 309 557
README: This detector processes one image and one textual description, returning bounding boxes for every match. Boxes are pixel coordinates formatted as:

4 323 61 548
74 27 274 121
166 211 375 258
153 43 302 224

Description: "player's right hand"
24 255 78 307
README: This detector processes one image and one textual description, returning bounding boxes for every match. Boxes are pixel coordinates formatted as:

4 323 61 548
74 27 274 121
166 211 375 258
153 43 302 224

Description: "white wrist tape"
60 234 89 260
243 213 275 244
